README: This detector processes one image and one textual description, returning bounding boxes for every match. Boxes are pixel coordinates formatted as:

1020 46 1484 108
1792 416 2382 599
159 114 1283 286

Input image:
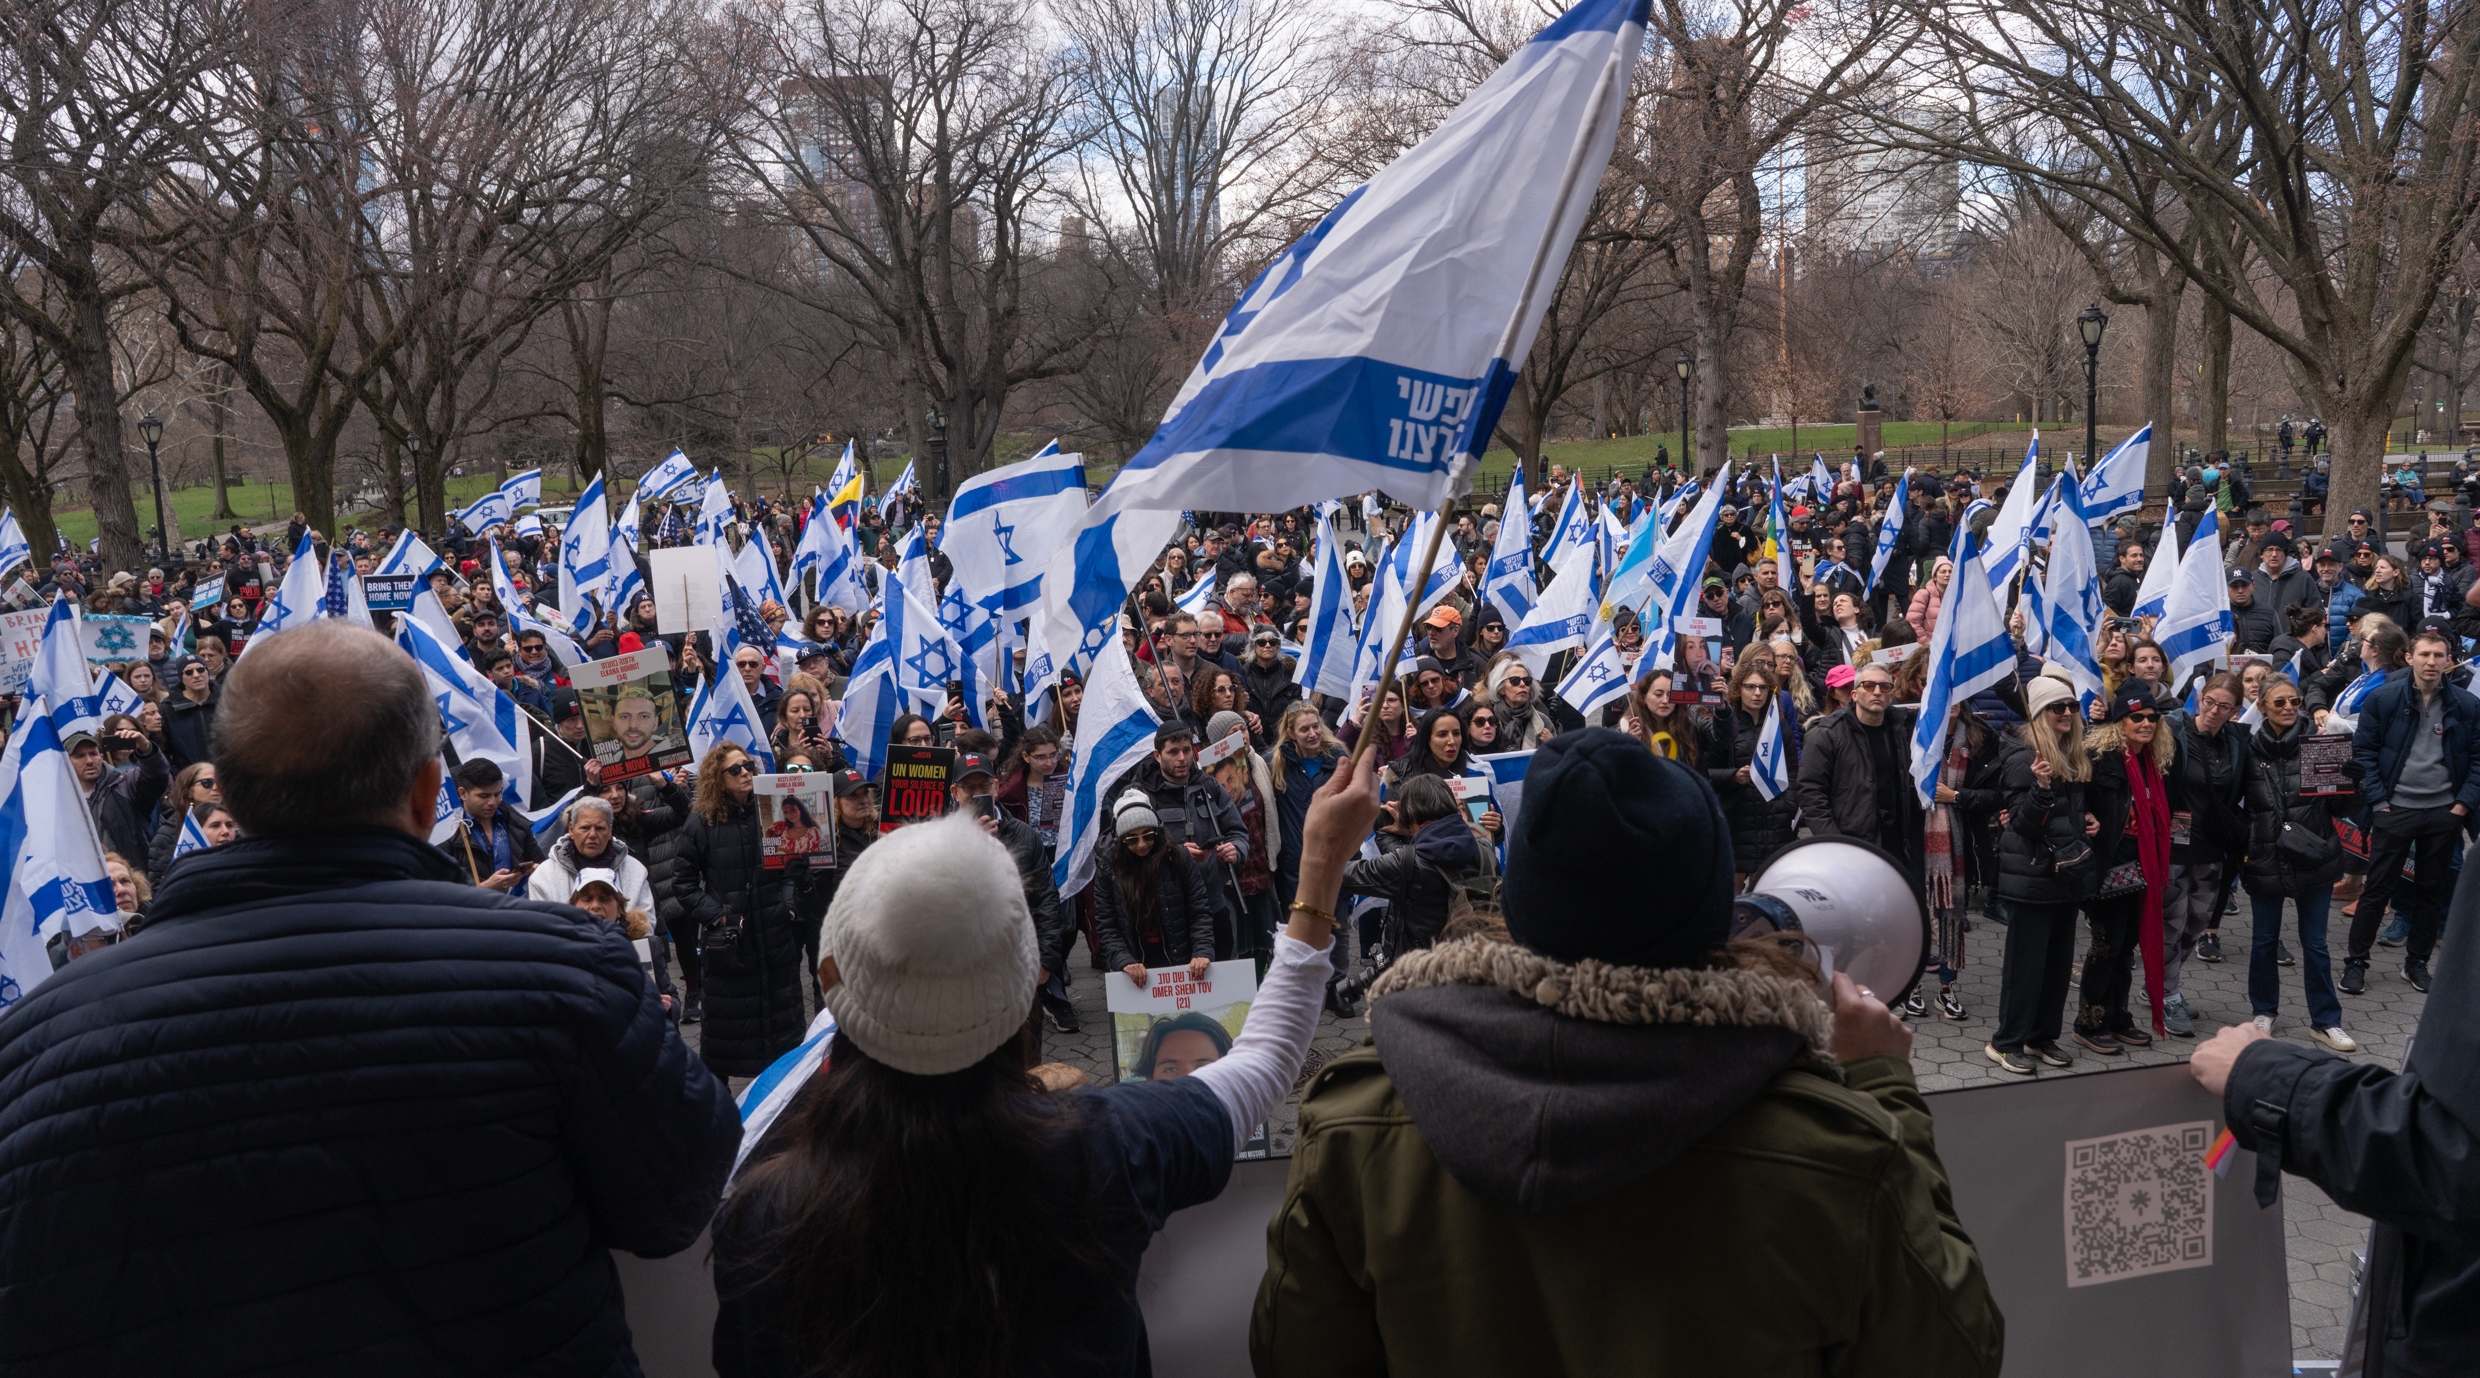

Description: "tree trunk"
209 373 237 521
66 292 144 572
1490 373 1546 488
379 432 407 528
0 430 59 570
2200 293 2232 457
2139 269 2185 491
1692 293 1737 477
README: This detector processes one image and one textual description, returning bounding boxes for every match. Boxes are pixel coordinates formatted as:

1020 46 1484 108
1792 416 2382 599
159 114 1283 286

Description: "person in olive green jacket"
1251 728 2002 1378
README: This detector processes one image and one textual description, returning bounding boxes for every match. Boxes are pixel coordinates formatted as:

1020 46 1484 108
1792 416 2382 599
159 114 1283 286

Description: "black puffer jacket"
674 799 806 1077
1992 747 2096 905
0 830 739 1377
1093 841 1217 971
621 777 690 940
992 813 1074 980
1339 815 1492 952
2166 714 2251 861
2240 720 2351 897
1703 704 1799 874
159 690 217 771
88 747 171 871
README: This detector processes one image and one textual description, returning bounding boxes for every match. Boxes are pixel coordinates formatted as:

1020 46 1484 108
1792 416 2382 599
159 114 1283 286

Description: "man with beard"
608 685 669 774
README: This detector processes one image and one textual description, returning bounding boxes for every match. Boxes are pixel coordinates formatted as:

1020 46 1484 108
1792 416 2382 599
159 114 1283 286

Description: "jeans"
2251 889 2342 1029
2162 861 2222 998
1995 900 2080 1052
2348 805 2459 963
2074 894 2144 1036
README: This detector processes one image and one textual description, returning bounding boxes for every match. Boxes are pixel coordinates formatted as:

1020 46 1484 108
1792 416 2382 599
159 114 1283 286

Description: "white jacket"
528 836 656 916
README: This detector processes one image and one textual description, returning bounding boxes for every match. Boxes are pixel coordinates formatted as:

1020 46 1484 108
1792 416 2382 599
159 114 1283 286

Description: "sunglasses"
1502 676 1532 686
2043 702 2076 715
723 762 757 778
2124 710 2161 722
1123 829 1162 846
1855 680 1895 692
1469 715 1496 726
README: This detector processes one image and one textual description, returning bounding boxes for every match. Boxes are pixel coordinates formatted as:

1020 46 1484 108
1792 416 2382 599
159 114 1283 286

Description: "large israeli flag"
1868 472 1910 595
0 697 118 1005
2082 424 2151 525
238 530 329 658
30 597 99 738
1555 613 1630 717
1507 537 1600 676
790 492 863 612
1543 476 1590 565
1050 627 1162 900
836 566 959 783
1911 528 2019 807
0 509 31 577
637 449 704 503
397 605 533 808
944 441 1090 632
2042 474 2108 708
2156 505 2233 692
1293 511 1359 701
2131 521 2181 620
1033 0 1648 704
1623 463 1730 673
1750 696 1790 801
454 488 513 532
685 666 776 773
96 671 145 719
1484 465 1538 620
696 475 734 549
375 529 445 580
485 538 589 667
1982 434 2042 592
559 473 614 636
499 467 543 512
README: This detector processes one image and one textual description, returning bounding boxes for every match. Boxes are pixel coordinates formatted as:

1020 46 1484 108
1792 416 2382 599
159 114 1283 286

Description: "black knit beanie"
1502 727 1734 969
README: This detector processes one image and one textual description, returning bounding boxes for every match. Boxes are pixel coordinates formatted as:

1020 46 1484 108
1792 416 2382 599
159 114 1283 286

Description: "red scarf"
2124 747 2173 1035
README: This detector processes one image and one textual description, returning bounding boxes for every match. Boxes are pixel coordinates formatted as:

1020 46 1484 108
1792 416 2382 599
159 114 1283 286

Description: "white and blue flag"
1911 528 2019 807
2156 506 2233 693
685 666 776 774
836 566 959 783
1507 535 1600 676
29 598 99 737
0 687 118 1003
1621 463 1729 672
96 671 145 719
559 473 615 636
1294 511 1360 701
0 509 32 577
397 600 534 810
1484 464 1537 620
487 538 589 668
943 441 1090 640
1173 566 1219 615
1750 696 1790 801
731 1007 839 1184
454 487 514 532
376 529 445 580
239 530 331 657
1868 472 1910 595
1982 433 2042 592
1555 612 1631 717
791 492 869 614
1543 476 1591 565
171 807 213 861
499 467 543 512
2081 424 2151 525
2131 522 2181 620
1050 627 1162 900
2040 472 2108 708
637 450 704 503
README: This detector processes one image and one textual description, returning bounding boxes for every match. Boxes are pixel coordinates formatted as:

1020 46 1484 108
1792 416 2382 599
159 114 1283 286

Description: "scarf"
1923 737 1968 910
2124 747 2174 1036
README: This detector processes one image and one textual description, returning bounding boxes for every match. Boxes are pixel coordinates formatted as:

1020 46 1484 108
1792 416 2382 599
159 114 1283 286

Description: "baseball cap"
2315 546 2342 562
2225 568 2253 587
1824 664 1857 689
2105 681 2160 722
953 753 996 784
830 769 873 798
1426 605 1462 629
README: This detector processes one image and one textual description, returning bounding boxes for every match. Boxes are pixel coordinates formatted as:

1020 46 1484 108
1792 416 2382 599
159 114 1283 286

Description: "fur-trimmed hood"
1369 937 1837 1215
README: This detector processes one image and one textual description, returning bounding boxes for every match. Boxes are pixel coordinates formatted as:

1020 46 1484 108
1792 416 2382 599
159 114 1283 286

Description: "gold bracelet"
1288 899 1340 926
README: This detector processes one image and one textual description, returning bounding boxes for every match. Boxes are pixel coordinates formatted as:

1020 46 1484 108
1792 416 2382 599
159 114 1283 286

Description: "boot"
682 977 705 1025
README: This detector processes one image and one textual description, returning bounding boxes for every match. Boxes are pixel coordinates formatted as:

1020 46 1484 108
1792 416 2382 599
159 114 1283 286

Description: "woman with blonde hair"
675 742 808 1077
1703 657 1797 888
1986 671 2098 1075
2072 682 2176 1052
1767 638 1819 719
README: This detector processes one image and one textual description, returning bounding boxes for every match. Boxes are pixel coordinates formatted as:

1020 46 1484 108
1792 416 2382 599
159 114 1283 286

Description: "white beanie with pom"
819 811 1037 1075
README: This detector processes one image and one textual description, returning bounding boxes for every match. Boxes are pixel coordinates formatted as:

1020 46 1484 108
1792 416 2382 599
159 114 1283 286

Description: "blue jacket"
2349 677 2480 813
2325 578 2366 647
0 829 741 1377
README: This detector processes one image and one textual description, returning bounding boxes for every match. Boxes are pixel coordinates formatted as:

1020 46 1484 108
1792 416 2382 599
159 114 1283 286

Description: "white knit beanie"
819 812 1037 1075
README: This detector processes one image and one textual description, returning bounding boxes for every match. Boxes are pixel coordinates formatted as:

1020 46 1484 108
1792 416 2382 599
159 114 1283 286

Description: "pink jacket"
1905 579 1945 640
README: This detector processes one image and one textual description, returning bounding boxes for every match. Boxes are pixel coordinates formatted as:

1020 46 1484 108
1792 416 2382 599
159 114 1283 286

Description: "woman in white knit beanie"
710 746 1382 1378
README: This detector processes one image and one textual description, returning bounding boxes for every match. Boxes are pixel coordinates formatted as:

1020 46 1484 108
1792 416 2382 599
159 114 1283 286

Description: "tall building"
785 76 891 259
1804 106 1961 259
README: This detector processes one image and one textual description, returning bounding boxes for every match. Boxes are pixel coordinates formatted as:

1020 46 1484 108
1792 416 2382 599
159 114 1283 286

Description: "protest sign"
753 772 834 871
0 608 47 693
1446 774 1492 825
571 650 693 781
649 547 720 633
2298 733 2354 797
190 574 225 611
878 745 955 832
1106 960 1267 1156
1475 750 1532 837
362 573 420 612
80 614 153 665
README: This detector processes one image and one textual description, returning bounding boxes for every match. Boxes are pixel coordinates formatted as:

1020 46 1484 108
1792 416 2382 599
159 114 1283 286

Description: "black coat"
87 747 170 869
2240 720 2352 897
1703 704 1799 874
1093 842 1216 970
437 808 547 883
674 799 806 1077
0 830 739 1376
2166 715 2251 860
992 812 1073 979
1794 705 1918 851
159 690 217 771
1992 750 2095 905
622 777 691 942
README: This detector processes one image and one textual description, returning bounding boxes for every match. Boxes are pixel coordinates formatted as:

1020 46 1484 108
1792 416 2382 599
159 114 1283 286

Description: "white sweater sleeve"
1189 932 1334 1154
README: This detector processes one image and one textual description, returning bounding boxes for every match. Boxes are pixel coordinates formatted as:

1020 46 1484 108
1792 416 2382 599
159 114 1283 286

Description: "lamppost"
1675 352 1695 473
405 431 422 534
2078 304 2108 477
138 412 173 572
925 406 950 510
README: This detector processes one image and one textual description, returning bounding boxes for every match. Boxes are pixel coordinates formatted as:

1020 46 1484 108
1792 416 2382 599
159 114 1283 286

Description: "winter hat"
819 812 1039 1076
1501 727 1732 970
1112 788 1160 836
1206 710 1248 745
2104 681 2161 722
2024 673 2077 720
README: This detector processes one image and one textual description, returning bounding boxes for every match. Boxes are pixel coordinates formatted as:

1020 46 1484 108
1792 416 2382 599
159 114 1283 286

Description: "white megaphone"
1730 836 1930 1006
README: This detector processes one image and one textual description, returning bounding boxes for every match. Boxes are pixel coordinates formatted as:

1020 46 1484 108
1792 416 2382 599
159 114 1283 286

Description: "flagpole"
1345 501 1455 774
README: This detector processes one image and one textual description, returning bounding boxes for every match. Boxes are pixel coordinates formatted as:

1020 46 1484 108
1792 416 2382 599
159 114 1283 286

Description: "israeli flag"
375 529 445 580
937 575 994 731
498 467 543 512
1294 510 1359 701
512 513 544 540
805 493 870 614
520 785 586 839
2131 522 2181 620
455 490 511 532
2082 424 2151 525
943 441 1090 634
0 696 118 1004
1982 433 2042 592
1867 472 1910 595
485 538 589 668
733 524 787 612
1750 697 1791 801
885 458 918 500
2156 505 2233 693
1507 535 1601 675
828 441 862 513
1769 461 1797 595
836 566 958 782
1555 612 1631 717
696 474 735 548
96 671 145 719
1911 528 2020 807
1483 464 1538 621
731 1007 839 1184
615 487 644 552
609 512 644 619
238 530 330 657
1050 627 1162 899
559 473 615 636
1033 0 1647 701
0 509 31 577
172 807 213 861
1809 454 1834 502
895 522 936 601
2041 472 2108 708
30 597 99 738
397 604 534 809
1543 476 1590 563
1174 565 1219 615
636 449 703 503
1620 463 1730 673
685 667 777 774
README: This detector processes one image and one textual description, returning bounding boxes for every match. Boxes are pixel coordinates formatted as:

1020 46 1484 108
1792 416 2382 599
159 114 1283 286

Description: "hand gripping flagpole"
1340 31 1629 774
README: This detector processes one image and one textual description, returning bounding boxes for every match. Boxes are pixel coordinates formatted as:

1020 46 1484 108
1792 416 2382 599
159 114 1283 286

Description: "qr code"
2063 1120 2216 1287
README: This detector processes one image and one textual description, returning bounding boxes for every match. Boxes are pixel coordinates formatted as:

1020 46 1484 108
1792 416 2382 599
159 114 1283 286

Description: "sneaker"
2406 959 2432 994
2198 933 2223 963
2379 917 2410 948
2311 1026 2360 1053
681 993 704 1025
2113 1024 2155 1048
2223 896 2240 916
1042 1001 1082 1035
1939 986 1968 1021
1324 981 1361 1021
1902 988 1928 1019
1986 1043 2038 1075
2277 941 2297 967
2164 996 2195 1037
2252 1014 2276 1036
2340 960 2368 995
2073 1028 2125 1056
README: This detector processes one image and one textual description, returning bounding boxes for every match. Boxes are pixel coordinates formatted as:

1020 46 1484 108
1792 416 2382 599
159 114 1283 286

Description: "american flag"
321 549 352 618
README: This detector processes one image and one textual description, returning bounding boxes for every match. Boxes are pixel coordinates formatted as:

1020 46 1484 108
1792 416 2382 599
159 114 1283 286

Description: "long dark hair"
1111 824 1184 927
719 1039 1116 1376
1399 705 1469 778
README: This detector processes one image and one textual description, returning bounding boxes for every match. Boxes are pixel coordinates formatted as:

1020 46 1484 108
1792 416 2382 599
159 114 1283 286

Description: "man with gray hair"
529 793 657 914
0 619 739 1374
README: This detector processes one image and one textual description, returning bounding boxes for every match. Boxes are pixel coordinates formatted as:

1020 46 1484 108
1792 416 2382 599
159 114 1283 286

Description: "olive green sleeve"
1250 1126 1388 1378
1836 1054 2006 1377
